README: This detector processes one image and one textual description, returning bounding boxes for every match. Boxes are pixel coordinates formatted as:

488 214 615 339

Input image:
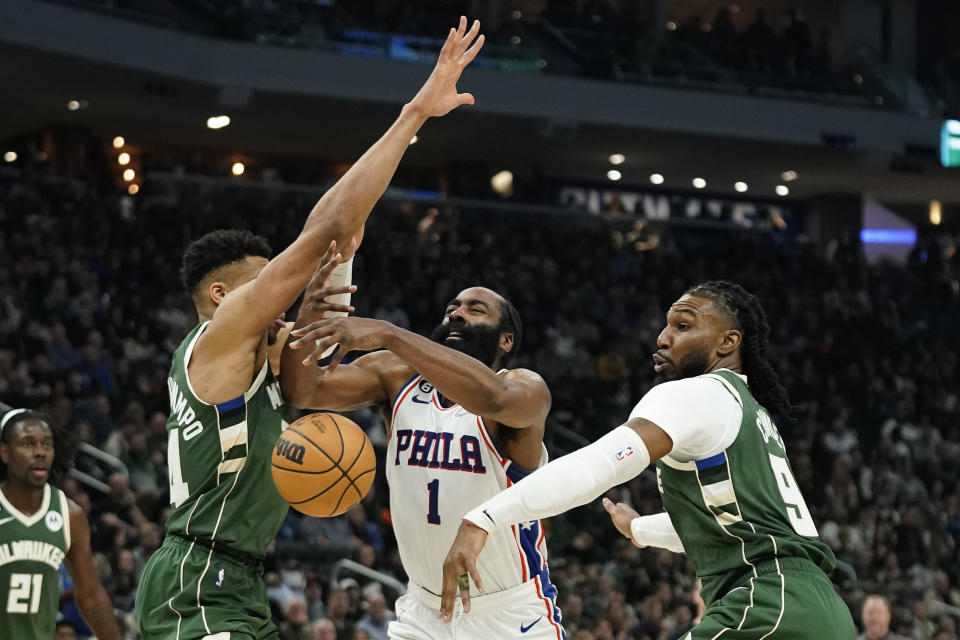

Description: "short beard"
430 321 502 369
664 347 712 381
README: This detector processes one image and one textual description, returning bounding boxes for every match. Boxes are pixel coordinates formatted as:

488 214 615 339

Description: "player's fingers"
289 324 336 348
439 563 459 623
456 15 467 40
602 497 616 513
456 19 480 57
290 319 333 338
439 27 456 59
460 33 484 66
318 284 358 299
315 302 355 315
323 346 347 375
468 560 484 596
303 336 338 366
458 570 472 614
457 93 475 106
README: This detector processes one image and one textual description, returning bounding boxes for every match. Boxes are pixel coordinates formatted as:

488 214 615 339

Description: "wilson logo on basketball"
275 438 306 465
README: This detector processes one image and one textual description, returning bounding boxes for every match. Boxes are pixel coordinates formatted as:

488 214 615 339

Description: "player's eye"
470 307 485 314
678 323 690 330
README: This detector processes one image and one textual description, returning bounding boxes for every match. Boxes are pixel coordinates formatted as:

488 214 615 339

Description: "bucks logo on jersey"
655 369 835 606
0 485 71 640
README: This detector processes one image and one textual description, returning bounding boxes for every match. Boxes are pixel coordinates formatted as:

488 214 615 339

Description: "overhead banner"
556 184 795 230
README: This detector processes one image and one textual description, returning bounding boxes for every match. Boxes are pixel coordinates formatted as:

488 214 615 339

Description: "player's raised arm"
204 17 486 348
64 502 122 640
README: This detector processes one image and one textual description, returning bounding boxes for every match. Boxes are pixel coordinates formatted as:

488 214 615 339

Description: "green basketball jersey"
0 485 71 640
655 369 835 606
164 322 290 558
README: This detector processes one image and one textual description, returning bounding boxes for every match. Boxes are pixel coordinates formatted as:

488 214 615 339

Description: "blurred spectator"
313 618 337 640
354 591 391 640
860 595 910 640
279 599 315 640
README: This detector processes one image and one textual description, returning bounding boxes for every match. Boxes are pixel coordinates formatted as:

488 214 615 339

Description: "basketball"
271 412 376 517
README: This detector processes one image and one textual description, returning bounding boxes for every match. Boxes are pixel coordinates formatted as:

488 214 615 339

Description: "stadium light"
118 153 130 165
775 185 790 196
930 200 942 225
781 170 798 182
692 177 706 189
607 169 622 181
67 100 80 111
490 170 513 196
608 154 625 166
123 169 135 181
649 173 664 185
112 136 125 149
206 115 231 130
3 151 16 163
128 184 140 195
231 162 245 176
734 181 748 193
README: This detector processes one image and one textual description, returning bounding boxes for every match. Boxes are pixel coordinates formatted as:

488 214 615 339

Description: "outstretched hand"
408 16 485 118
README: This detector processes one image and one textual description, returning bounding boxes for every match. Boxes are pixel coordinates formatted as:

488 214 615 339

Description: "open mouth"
446 331 463 342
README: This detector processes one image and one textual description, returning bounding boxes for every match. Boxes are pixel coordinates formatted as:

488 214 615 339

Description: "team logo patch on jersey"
216 568 225 587
45 510 64 532
418 380 434 394
615 447 635 461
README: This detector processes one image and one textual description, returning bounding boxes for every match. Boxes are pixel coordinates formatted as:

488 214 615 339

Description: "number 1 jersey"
387 375 552 597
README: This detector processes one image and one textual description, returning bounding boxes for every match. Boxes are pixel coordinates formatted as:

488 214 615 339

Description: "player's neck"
0 481 46 515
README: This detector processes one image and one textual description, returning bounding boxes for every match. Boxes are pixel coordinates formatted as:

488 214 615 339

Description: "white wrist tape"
630 513 685 553
463 425 650 533
318 257 353 358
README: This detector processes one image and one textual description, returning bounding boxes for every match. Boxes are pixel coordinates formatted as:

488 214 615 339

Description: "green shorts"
135 535 278 640
689 558 856 639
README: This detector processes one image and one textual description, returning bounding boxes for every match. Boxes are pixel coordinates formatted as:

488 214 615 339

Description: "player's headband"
0 409 28 437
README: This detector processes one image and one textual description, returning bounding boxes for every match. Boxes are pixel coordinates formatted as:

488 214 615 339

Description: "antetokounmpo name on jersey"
0 540 65 569
394 429 487 473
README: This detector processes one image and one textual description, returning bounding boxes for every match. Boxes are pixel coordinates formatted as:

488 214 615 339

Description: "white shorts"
388 577 566 640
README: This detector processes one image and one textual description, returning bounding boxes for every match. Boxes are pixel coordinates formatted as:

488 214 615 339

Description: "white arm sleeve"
629 376 742 462
631 512 685 553
318 258 353 358
463 425 650 533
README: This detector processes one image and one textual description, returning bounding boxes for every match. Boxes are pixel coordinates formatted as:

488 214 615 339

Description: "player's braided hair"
497 296 523 366
0 409 75 486
685 281 795 421
180 229 272 297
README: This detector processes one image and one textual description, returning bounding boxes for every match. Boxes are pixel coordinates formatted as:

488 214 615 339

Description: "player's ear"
717 329 741 356
499 331 514 356
0 442 8 464
208 281 229 307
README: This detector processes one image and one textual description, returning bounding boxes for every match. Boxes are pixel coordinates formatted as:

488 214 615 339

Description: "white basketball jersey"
386 374 554 598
